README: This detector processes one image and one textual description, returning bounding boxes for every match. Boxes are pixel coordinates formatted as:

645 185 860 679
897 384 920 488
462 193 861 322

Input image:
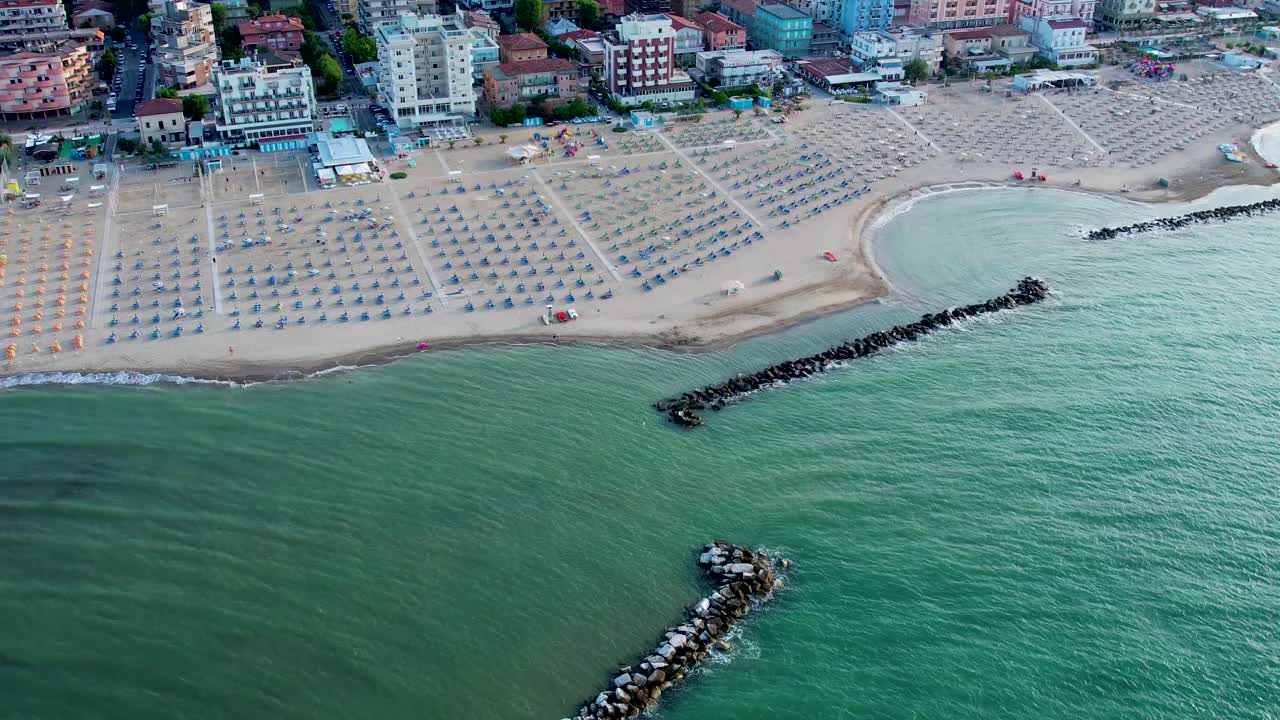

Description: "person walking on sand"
228 346 234 356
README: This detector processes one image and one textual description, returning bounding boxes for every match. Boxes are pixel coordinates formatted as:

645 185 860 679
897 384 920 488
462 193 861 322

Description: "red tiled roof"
695 11 743 34
721 0 758 16
463 10 499 27
666 13 704 31
496 57 576 76
1046 18 1087 29
558 28 600 41
136 98 184 117
497 32 549 52
239 14 305 37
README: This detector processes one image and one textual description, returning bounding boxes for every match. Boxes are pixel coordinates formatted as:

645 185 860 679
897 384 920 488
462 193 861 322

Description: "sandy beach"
5 58 1280 381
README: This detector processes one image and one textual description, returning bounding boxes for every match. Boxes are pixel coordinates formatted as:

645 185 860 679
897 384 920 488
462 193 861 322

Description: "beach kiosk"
313 133 380 186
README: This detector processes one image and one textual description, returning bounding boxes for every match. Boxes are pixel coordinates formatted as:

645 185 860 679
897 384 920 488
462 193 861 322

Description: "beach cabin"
629 110 661 130
728 96 754 110
874 83 927 107
1221 52 1264 71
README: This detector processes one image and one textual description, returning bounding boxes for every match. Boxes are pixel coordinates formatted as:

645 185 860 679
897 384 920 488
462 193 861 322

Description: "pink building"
695 11 746 50
482 57 580 108
909 0 1008 29
238 14 305 53
0 42 92 119
1007 0 1095 25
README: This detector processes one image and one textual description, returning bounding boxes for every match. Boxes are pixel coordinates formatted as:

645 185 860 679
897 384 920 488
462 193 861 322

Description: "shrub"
389 171 407 179
612 126 629 133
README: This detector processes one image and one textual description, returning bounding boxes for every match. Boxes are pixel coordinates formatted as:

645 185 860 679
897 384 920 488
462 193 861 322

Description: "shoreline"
6 97 1280 387
5 171 1279 388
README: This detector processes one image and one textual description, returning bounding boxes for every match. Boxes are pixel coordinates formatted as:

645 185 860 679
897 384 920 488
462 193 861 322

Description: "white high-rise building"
376 12 475 129
212 53 316 147
359 0 437 32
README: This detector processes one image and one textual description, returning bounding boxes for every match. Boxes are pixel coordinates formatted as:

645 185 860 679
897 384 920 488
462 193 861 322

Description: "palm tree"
447 139 457 150
499 133 509 144
732 108 742 121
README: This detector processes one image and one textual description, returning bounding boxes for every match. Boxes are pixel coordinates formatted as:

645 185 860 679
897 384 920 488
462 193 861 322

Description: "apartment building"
1007 0 1095 24
667 13 704 57
602 12 695 106
153 0 220 94
136 98 187 147
238 14 305 53
693 47 782 88
482 56 579 107
0 39 91 118
375 12 476 129
212 54 316 147
496 31 547 62
0 0 67 36
908 0 1008 29
359 0 438 32
696 11 746 50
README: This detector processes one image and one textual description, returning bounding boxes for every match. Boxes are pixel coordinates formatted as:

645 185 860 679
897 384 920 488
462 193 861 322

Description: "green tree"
577 0 599 29
498 133 509 143
732 107 742 120
219 24 244 61
301 32 328 65
0 131 15 171
210 1 226 28
318 54 343 95
136 13 151 31
551 96 592 120
182 94 209 120
342 29 378 63
157 86 179 98
98 47 118 81
903 57 928 83
514 0 542 30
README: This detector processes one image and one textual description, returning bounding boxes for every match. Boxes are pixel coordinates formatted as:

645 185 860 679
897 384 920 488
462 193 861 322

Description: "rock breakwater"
564 541 785 720
656 277 1051 427
1087 198 1280 240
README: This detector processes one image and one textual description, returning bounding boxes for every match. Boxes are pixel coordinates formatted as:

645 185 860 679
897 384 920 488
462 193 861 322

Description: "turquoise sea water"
2 188 1279 719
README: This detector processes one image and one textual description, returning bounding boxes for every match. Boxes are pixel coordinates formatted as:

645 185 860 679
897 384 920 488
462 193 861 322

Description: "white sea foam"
0 371 238 390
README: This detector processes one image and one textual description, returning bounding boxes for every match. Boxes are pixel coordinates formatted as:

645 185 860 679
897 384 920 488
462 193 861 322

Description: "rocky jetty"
1087 198 1280 240
564 542 785 720
656 277 1051 427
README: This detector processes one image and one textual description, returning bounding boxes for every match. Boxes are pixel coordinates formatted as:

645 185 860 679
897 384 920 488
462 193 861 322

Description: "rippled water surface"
2 189 1278 719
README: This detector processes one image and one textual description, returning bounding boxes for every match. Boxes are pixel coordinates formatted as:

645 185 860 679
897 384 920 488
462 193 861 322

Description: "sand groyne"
1087 198 1280 240
655 278 1051 427
565 542 785 720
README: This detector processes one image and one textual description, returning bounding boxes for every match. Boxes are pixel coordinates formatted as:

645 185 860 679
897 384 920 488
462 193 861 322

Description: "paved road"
111 29 153 121
310 0 368 98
